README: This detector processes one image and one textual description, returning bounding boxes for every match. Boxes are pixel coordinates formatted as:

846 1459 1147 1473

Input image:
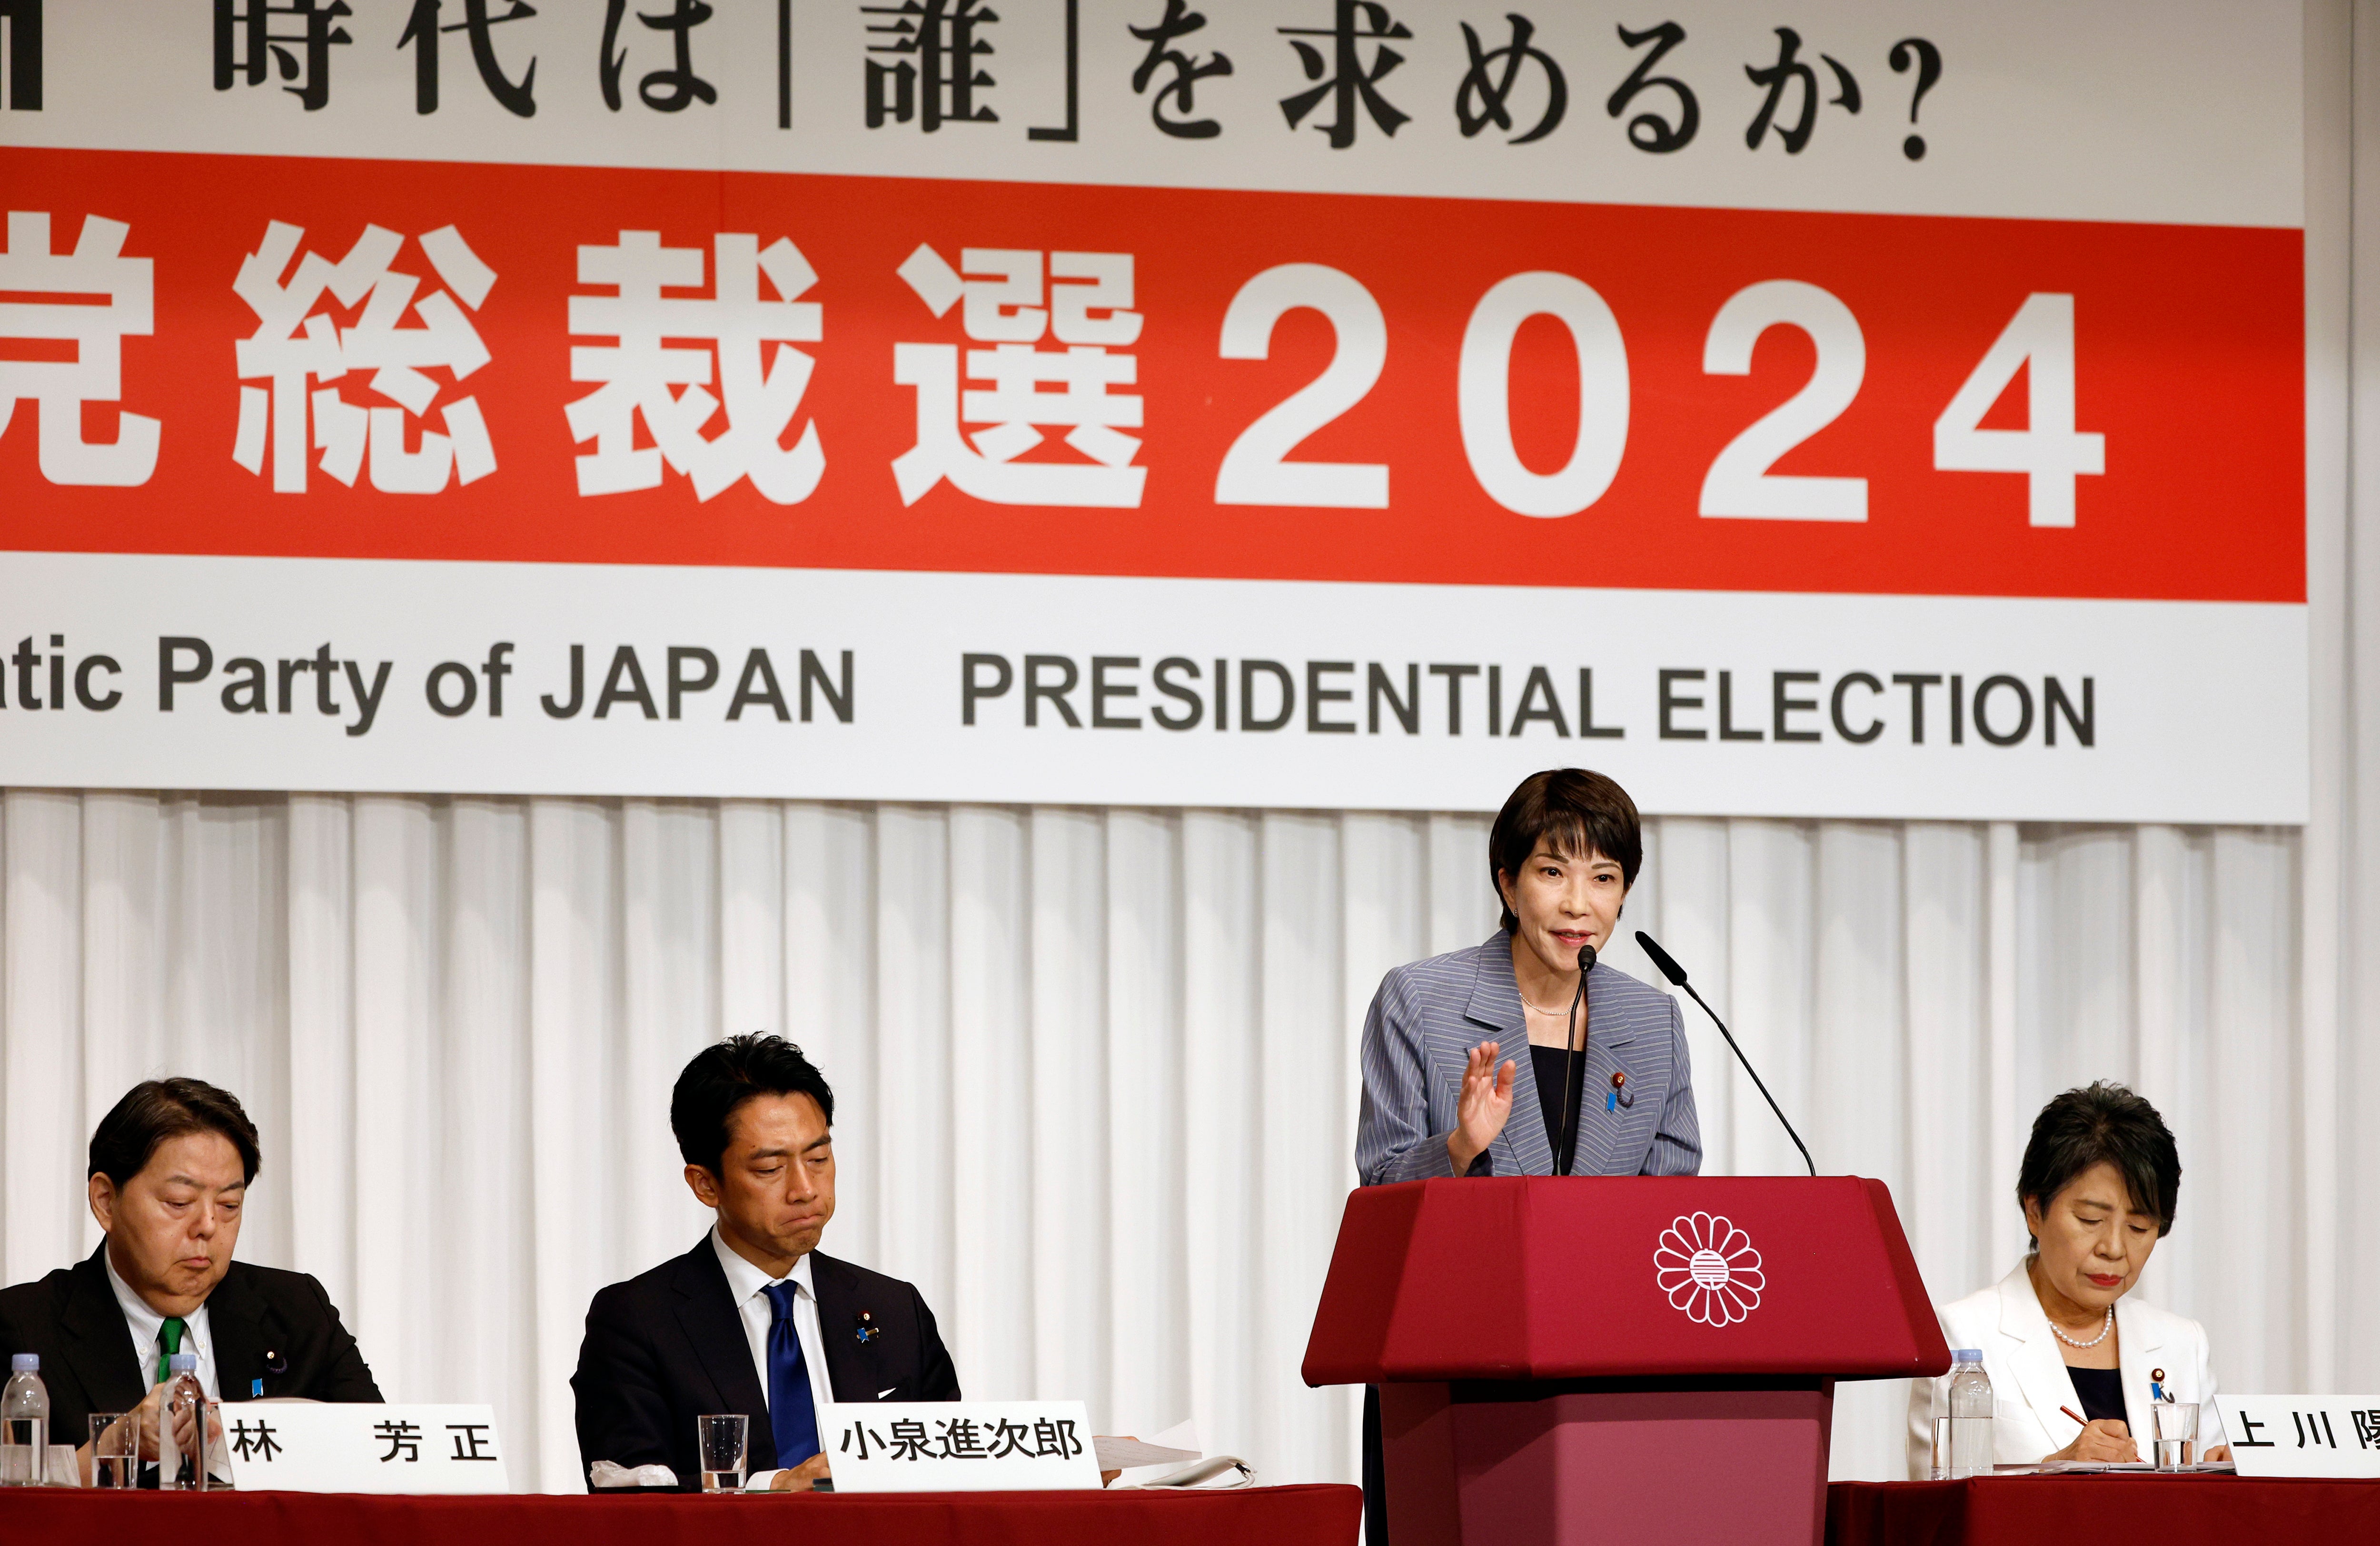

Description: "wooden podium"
1302 1177 1947 1546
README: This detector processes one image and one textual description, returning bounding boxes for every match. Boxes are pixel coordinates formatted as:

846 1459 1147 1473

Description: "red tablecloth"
1828 1476 2380 1545
0 1484 1363 1546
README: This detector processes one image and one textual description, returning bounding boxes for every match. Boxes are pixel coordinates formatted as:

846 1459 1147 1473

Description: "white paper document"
1092 1436 1200 1471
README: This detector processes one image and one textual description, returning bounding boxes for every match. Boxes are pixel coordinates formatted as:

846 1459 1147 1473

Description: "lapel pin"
265 1350 287 1373
855 1310 879 1345
1608 1069 1632 1112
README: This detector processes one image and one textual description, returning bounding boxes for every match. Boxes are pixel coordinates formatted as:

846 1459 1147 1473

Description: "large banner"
0 2 2307 820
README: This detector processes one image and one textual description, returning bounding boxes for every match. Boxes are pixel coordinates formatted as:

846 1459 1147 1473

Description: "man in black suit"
0 1078 380 1482
573 1034 958 1492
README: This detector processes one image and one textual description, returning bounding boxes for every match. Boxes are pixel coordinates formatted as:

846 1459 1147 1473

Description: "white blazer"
1904 1263 2226 1477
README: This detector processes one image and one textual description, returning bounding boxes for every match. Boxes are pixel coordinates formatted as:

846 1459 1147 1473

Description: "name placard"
2217 1396 2380 1478
222 1403 509 1494
821 1401 1100 1493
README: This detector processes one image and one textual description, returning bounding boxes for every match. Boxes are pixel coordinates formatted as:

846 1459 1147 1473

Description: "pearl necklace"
2050 1304 2114 1348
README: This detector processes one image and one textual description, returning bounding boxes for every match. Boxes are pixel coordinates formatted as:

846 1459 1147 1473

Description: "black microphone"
1634 931 1816 1177
1555 942 1595 1176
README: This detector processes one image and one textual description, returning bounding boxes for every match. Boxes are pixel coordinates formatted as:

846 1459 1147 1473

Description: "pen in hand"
2061 1406 2088 1427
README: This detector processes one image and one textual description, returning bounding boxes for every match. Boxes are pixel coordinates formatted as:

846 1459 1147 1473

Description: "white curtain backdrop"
0 794 2347 1489
7 0 2380 1499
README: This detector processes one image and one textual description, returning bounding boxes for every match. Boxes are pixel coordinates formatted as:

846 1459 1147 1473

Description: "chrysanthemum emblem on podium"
1654 1212 1765 1326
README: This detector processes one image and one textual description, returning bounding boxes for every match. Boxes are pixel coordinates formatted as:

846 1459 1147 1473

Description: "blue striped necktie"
763 1280 820 1469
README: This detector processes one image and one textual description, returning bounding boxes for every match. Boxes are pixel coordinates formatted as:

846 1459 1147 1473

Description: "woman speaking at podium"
1352 768 1701 1545
1355 767 1702 1187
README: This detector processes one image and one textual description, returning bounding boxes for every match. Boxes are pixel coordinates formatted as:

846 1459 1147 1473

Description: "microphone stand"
1554 943 1594 1176
1635 930 1816 1177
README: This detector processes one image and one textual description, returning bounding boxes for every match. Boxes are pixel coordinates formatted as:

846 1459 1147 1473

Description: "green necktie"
157 1317 187 1385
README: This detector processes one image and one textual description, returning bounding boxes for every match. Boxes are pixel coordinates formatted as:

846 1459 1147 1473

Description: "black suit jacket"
572 1234 960 1488
0 1244 381 1443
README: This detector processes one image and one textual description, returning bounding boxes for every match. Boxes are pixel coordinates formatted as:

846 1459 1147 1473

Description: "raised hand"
1448 1040 1516 1175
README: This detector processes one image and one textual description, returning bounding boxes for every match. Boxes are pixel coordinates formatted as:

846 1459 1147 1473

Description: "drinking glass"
89 1414 137 1490
696 1413 748 1493
2152 1402 2198 1469
1929 1416 1952 1480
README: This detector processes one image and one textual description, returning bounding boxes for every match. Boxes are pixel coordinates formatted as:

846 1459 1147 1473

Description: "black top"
2068 1365 2126 1425
574 1234 961 1489
1530 1044 1588 1175
0 1244 381 1449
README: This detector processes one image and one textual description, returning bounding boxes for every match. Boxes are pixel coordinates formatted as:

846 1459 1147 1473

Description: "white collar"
709 1225 813 1305
1992 1258 2171 1441
1996 1257 2167 1351
102 1242 209 1351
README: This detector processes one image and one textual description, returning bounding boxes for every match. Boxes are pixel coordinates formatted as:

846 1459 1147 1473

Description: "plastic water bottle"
0 1353 48 1487
160 1352 208 1491
1944 1348 1993 1479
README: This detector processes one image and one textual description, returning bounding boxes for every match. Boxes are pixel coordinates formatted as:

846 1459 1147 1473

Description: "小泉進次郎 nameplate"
820 1401 1100 1493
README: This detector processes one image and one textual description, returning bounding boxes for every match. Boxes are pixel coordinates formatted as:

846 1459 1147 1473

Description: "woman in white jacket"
1906 1081 2229 1476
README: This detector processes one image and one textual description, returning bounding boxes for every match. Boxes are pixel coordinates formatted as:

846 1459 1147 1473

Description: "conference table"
1 1483 1363 1545
17 1475 2378 1543
1827 1475 2380 1545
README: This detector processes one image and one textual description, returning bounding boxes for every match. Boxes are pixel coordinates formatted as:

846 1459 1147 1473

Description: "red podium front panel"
1303 1177 1946 1546
1305 1176 1945 1385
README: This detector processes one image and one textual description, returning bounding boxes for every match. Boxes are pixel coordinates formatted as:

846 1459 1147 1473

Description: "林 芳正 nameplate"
821 1401 1100 1493
221 1402 508 1494
2216 1396 2380 1478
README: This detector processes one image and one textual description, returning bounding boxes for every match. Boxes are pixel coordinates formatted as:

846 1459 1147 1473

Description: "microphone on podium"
1555 942 1594 1177
1633 931 1816 1177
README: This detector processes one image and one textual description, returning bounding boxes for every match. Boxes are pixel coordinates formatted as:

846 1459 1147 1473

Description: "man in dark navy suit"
572 1035 958 1492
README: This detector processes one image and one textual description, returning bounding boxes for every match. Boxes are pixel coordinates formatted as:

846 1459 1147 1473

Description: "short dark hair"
671 1034 836 1177
1488 768 1644 932
89 1078 262 1190
2016 1080 2182 1246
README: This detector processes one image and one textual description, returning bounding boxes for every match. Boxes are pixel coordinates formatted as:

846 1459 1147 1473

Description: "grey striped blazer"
1356 932 1702 1184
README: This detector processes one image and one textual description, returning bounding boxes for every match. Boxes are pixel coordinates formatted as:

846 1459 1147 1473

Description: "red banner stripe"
0 147 2304 605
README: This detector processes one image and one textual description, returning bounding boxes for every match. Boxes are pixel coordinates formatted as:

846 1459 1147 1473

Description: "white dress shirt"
709 1227 833 1487
104 1247 218 1400
1905 1262 2226 1476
